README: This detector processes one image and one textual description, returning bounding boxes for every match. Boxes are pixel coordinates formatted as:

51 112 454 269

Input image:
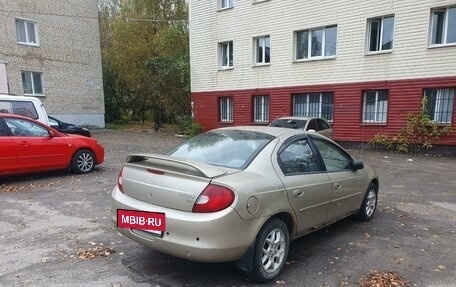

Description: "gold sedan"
111 126 378 282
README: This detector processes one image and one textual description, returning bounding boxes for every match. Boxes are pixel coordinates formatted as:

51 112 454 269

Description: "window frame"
15 18 39 47
366 15 395 53
295 25 337 61
5 117 50 137
292 92 334 122
423 88 455 124
219 41 234 69
362 90 389 124
429 6 456 47
219 0 234 10
254 35 271 66
219 96 234 123
311 136 353 173
252 95 269 123
21 71 44 96
277 137 322 175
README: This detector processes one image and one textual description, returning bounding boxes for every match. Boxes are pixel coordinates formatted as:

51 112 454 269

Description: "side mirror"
49 130 56 138
352 159 364 171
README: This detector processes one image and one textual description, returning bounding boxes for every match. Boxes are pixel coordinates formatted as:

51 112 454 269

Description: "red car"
0 113 104 176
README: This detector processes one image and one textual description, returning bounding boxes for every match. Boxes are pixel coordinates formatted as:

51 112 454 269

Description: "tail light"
192 184 234 213
117 168 124 193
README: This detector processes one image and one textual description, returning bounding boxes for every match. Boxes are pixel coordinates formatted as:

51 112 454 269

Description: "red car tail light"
192 184 234 213
117 168 124 193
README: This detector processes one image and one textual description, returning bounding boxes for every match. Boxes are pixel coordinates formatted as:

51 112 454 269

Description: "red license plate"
117 209 166 232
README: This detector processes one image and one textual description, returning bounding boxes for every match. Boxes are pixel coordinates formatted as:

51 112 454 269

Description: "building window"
424 88 454 124
253 95 269 123
219 97 233 122
362 90 388 123
255 35 270 65
367 16 394 52
430 6 456 45
21 71 43 95
16 19 39 46
296 26 337 60
220 0 233 9
220 41 233 69
293 92 334 121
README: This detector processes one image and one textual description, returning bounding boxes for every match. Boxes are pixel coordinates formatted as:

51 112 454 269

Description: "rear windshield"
270 119 306 129
168 130 275 169
0 100 39 120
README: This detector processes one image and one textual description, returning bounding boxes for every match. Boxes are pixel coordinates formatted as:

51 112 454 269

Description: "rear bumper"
111 186 264 262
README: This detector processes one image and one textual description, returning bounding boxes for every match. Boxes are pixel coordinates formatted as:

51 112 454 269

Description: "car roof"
215 125 308 138
271 116 323 121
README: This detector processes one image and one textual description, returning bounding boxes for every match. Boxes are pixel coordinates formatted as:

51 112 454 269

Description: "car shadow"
120 217 370 286
0 166 110 185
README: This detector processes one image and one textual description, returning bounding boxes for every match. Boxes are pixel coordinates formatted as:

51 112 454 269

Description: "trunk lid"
122 154 234 212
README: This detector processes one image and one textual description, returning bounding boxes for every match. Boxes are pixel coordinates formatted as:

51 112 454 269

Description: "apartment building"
189 0 456 145
0 0 104 127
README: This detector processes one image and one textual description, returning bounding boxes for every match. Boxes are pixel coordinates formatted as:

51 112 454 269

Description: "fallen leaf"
358 271 410 287
76 243 115 260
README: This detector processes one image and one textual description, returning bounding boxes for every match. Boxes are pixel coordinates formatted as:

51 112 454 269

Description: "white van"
0 95 50 125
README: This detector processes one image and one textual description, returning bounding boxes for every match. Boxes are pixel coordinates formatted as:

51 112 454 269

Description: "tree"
98 0 190 124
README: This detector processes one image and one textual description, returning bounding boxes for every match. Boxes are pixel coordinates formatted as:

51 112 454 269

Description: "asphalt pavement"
0 129 455 287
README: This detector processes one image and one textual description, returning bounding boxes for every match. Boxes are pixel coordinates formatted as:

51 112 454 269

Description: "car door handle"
293 189 305 198
334 183 342 190
18 141 30 146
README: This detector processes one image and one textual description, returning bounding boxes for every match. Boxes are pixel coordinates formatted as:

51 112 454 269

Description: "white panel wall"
189 0 456 92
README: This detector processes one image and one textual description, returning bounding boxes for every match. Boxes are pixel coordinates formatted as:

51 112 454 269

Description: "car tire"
358 183 378 221
71 149 95 174
244 218 289 282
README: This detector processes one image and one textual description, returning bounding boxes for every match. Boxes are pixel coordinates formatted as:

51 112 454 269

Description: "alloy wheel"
261 228 286 274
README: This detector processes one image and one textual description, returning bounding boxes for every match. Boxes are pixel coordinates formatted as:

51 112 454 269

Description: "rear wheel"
71 149 95 174
244 218 289 282
358 183 378 221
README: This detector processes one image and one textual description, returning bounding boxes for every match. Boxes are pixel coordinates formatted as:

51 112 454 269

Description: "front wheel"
71 149 95 174
244 218 290 282
358 183 378 221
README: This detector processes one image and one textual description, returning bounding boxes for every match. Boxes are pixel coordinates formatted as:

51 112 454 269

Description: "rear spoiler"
125 154 228 179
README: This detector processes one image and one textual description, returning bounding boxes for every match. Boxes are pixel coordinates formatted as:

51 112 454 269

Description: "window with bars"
253 95 269 123
16 18 39 46
292 92 334 121
366 15 394 52
220 41 233 69
430 6 456 45
362 90 388 123
21 71 43 95
219 97 233 122
255 35 270 64
424 88 454 124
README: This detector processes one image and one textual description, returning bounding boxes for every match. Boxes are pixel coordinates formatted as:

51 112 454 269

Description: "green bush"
369 98 452 153
176 115 203 137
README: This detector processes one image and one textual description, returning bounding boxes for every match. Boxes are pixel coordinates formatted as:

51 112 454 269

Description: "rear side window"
168 130 274 169
278 138 320 175
0 100 39 120
307 119 318 131
317 119 330 130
